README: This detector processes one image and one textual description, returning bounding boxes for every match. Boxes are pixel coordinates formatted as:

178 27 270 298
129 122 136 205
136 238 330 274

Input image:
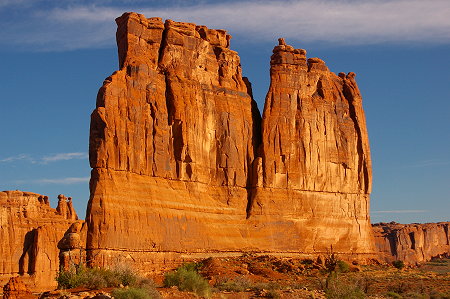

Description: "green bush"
337 260 350 273
113 264 139 286
56 264 142 290
386 291 402 298
323 272 365 299
164 263 212 298
56 265 89 289
393 260 405 269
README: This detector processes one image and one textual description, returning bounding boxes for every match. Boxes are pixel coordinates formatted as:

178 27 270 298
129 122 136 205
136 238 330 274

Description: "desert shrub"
252 281 282 292
267 289 280 298
325 253 339 273
337 260 350 273
386 291 402 298
301 259 314 265
85 267 120 289
253 283 282 298
112 287 160 299
164 263 212 298
113 264 139 286
322 272 365 299
56 265 89 289
56 264 144 290
387 280 413 294
215 276 252 292
393 260 405 269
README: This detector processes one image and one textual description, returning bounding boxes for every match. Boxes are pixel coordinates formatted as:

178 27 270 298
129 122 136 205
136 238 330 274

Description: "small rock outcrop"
2 276 35 299
0 191 79 291
86 12 377 271
58 221 88 271
373 222 450 264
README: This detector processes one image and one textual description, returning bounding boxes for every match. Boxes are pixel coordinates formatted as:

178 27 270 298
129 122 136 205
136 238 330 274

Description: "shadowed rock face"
86 12 376 271
0 191 78 291
373 222 450 264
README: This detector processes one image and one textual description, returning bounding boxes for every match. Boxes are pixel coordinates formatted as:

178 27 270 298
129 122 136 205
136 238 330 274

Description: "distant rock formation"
373 222 450 264
86 12 377 271
0 191 79 291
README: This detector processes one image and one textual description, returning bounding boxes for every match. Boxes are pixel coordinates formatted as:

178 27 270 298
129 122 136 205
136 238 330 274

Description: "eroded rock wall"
246 39 374 255
0 191 78 291
373 222 450 264
88 12 261 271
86 12 377 271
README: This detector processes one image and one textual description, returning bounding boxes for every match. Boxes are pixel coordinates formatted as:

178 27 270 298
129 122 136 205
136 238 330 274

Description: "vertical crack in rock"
343 76 371 194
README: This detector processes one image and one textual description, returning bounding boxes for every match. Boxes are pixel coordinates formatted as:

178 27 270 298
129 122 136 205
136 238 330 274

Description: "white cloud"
1 0 450 51
41 152 88 164
33 177 90 184
372 210 428 214
0 154 33 163
0 152 88 164
12 177 90 185
408 159 450 168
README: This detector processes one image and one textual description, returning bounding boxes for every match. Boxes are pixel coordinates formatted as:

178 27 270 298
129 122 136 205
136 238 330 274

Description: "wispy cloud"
13 176 90 185
41 152 88 164
0 154 33 163
1 0 450 51
372 210 428 214
408 159 450 168
33 177 90 184
0 152 88 164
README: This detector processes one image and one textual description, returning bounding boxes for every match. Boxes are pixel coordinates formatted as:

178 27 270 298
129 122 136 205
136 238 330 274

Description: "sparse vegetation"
393 260 405 269
111 287 158 299
322 272 365 299
57 264 137 289
386 291 402 298
53 255 450 298
56 263 160 298
337 260 350 273
215 276 252 292
163 262 212 298
325 252 339 272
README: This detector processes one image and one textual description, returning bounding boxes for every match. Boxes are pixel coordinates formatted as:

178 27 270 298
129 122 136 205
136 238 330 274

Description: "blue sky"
0 0 449 224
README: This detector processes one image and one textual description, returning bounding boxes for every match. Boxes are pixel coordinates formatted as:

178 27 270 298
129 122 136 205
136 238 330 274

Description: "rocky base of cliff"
9 255 449 299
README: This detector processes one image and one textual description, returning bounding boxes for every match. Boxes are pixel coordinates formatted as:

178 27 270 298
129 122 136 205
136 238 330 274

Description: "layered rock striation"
373 222 450 264
0 191 79 291
87 12 376 270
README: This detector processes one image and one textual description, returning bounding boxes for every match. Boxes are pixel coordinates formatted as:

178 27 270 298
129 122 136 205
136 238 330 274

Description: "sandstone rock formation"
0 191 78 291
86 12 377 271
87 12 261 270
373 222 450 264
58 221 88 271
86 12 376 269
248 38 374 254
2 276 35 299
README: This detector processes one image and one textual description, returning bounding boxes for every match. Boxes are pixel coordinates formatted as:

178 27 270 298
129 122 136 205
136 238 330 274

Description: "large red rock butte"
86 12 376 271
1 12 449 294
0 191 80 291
